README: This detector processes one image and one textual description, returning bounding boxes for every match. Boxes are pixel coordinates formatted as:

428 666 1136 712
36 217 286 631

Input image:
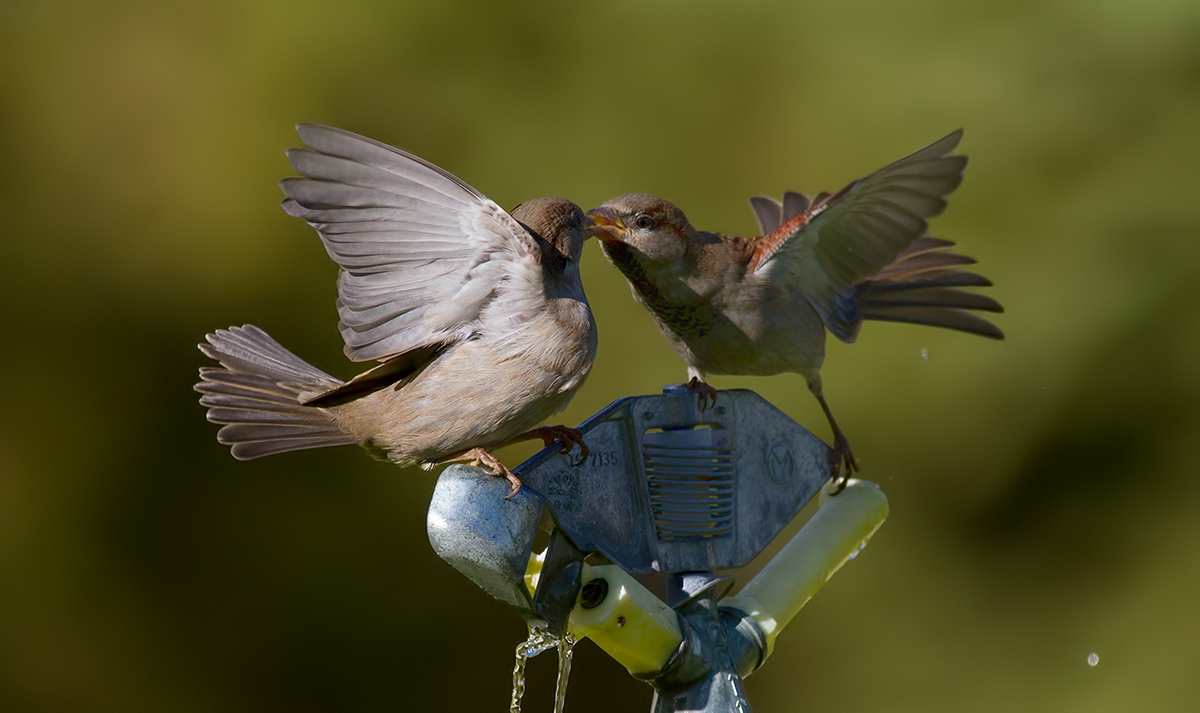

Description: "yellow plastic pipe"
568 564 683 674
526 552 683 675
721 478 888 658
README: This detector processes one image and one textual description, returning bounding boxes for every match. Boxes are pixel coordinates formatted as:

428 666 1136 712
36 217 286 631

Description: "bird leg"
504 425 590 465
441 447 523 498
686 377 719 411
815 392 860 491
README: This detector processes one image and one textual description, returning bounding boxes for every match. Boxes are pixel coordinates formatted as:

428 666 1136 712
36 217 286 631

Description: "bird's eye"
634 215 654 230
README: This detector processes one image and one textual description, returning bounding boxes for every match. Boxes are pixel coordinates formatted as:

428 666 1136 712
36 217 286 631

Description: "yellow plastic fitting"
721 478 888 658
523 553 682 674
524 550 545 595
568 564 683 674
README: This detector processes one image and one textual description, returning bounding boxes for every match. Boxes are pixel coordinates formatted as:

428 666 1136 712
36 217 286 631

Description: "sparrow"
587 130 1002 484
196 124 599 495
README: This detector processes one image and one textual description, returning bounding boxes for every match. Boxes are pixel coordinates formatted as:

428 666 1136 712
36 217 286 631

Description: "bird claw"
686 377 718 411
829 433 860 493
500 472 522 499
535 425 590 467
448 447 523 498
484 460 523 499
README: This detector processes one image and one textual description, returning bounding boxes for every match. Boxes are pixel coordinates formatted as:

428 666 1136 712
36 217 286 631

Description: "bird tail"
195 325 357 459
856 237 1005 339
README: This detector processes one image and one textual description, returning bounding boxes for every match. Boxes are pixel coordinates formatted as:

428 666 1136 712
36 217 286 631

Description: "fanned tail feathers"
195 325 356 459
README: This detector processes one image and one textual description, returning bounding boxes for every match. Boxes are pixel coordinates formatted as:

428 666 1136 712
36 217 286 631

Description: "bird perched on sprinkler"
587 131 1002 485
196 125 598 495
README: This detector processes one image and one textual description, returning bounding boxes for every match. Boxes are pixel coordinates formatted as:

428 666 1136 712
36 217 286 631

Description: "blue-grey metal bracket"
514 387 831 573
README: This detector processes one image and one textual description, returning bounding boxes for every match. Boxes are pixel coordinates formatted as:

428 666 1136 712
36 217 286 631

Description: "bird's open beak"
585 206 627 242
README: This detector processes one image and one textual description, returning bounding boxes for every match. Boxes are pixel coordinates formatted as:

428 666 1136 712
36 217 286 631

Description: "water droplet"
1087 652 1099 667
920 348 930 360
846 539 869 560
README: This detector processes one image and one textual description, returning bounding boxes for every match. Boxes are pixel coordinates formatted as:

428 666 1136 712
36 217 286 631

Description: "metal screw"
642 411 654 421
579 578 609 609
716 406 726 415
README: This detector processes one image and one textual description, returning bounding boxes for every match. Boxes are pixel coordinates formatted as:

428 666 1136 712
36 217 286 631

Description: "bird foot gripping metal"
427 387 889 713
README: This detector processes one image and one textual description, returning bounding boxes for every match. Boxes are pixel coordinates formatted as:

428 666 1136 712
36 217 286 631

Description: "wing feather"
749 196 783 234
281 124 542 362
858 305 1004 339
752 130 968 342
782 191 811 222
749 191 812 235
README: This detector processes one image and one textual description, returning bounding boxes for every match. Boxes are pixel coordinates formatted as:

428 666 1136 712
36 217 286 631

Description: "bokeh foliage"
3 0 1199 710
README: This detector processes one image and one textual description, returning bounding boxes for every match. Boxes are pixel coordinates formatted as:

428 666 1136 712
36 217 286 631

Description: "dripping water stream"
509 629 578 713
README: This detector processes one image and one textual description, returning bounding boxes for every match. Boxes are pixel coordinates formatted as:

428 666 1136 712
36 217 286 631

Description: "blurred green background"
4 0 1199 710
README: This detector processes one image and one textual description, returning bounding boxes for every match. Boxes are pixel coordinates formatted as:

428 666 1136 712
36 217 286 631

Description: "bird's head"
586 193 696 266
510 197 595 264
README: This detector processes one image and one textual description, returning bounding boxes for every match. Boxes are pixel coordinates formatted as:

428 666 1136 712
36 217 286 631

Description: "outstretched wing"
280 124 543 365
749 131 967 342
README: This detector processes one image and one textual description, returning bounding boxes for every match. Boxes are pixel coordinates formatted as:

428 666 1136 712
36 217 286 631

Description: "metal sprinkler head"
426 386 889 713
